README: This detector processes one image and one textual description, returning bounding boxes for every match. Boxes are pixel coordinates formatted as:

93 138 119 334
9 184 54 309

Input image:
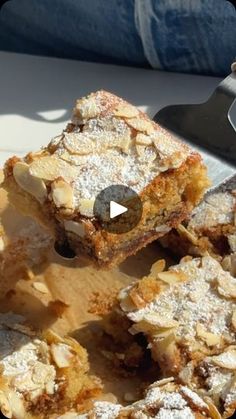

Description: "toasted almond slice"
149 377 174 388
59 151 87 166
51 179 74 209
32 282 50 294
180 386 208 410
114 104 139 118
23 266 35 281
136 144 146 158
204 397 221 419
74 97 99 121
29 157 76 182
126 117 154 134
196 323 221 347
119 134 131 154
180 255 193 263
0 391 12 418
50 343 73 368
217 275 236 299
231 310 236 331
150 259 166 276
64 220 85 238
13 162 47 203
157 270 188 284
211 348 236 369
63 132 94 155
177 224 198 245
79 198 95 217
6 391 26 419
135 132 153 146
142 312 179 328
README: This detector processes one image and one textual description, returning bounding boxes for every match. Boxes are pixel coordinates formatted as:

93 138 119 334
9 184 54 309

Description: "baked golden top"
8 90 196 217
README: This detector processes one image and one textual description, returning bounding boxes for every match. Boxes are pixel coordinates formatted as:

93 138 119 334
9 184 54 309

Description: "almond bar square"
3 91 209 267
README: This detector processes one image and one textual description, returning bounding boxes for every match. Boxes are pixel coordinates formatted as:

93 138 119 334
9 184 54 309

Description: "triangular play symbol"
110 201 128 219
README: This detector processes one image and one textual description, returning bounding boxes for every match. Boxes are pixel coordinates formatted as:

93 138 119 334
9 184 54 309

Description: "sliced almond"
177 224 198 245
142 312 179 328
63 132 94 155
196 323 221 347
150 259 166 276
51 179 74 209
126 117 154 135
114 104 139 118
180 386 208 410
13 162 47 203
231 310 236 331
135 132 153 146
119 134 131 154
50 343 73 368
6 391 26 419
0 391 12 418
79 198 95 217
204 397 221 419
74 97 99 121
29 157 76 182
64 220 85 238
157 270 188 284
149 377 174 388
180 255 193 263
211 348 236 369
217 275 236 299
59 151 87 166
136 144 146 158
32 282 50 294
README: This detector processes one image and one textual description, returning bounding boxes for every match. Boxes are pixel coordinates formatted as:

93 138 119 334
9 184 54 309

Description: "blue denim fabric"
0 0 235 75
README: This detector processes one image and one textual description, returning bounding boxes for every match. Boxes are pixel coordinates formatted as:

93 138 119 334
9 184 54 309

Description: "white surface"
110 201 128 219
0 51 234 185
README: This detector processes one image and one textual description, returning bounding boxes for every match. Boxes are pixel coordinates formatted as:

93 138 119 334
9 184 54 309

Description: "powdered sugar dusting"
45 90 191 205
124 256 236 340
189 191 235 230
78 379 207 418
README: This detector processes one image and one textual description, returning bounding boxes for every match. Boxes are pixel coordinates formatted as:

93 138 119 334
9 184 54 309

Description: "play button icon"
110 201 128 219
93 185 143 234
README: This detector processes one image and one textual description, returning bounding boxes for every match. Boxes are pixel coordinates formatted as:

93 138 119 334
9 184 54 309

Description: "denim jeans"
0 0 235 76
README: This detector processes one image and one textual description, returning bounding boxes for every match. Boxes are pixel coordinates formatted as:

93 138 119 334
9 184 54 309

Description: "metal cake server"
153 65 236 188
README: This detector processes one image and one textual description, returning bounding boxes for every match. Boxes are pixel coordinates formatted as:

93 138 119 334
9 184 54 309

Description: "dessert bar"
161 185 236 276
111 255 236 417
0 312 100 419
4 90 209 267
